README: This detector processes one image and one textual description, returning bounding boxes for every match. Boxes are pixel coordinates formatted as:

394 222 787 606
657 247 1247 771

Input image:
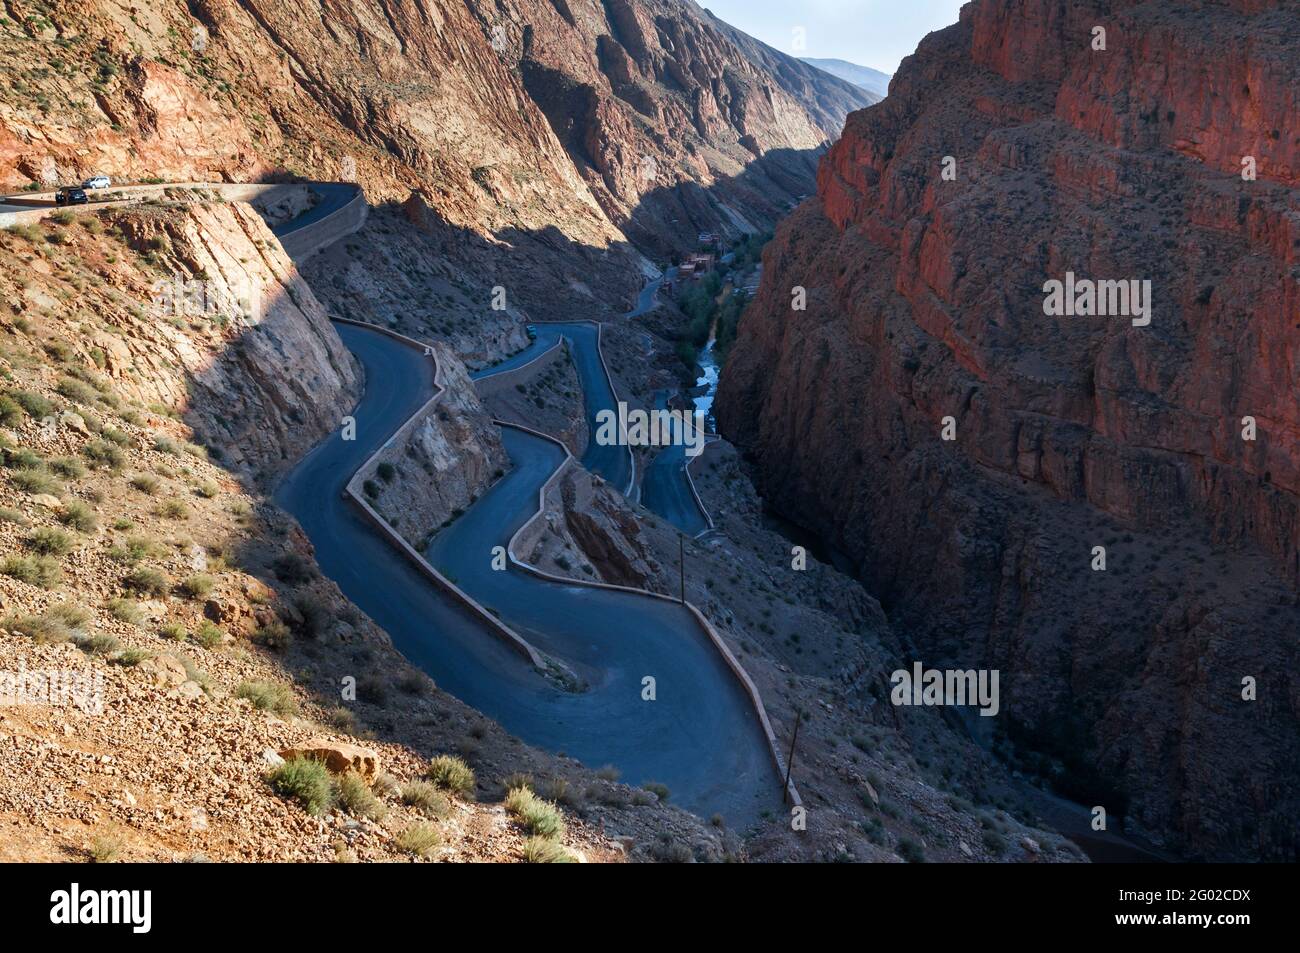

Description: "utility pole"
782 709 802 804
678 533 685 603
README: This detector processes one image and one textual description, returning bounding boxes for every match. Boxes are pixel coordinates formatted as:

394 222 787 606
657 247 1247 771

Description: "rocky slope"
511 437 1082 862
1 0 867 313
487 0 872 251
717 0 1300 861
5 193 357 482
0 200 734 863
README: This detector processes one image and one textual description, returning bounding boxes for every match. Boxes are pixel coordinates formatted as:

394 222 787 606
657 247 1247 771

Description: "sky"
698 0 967 75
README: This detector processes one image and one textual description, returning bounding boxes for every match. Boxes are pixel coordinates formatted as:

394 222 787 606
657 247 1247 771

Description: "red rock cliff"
717 0 1300 860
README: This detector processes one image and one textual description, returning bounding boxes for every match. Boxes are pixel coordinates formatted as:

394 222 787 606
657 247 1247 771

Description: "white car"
82 175 111 190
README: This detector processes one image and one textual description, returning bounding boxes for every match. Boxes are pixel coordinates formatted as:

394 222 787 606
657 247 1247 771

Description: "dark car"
54 188 88 206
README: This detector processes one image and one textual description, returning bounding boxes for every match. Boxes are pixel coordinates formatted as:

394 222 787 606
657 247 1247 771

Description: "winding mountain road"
8 178 772 820
278 322 782 826
639 390 712 538
481 267 713 535
472 322 632 494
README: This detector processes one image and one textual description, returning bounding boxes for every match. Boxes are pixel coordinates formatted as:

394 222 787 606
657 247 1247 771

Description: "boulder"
136 654 190 689
278 737 380 780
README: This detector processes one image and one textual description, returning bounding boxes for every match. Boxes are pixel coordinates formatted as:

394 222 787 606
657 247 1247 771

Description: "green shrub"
502 772 534 793
268 756 335 815
271 553 314 584
58 500 97 532
159 621 187 641
82 439 125 470
0 506 29 526
3 447 44 470
179 574 214 599
192 621 223 649
399 781 451 819
897 837 926 863
156 498 188 520
427 755 476 796
11 469 60 494
122 566 168 596
107 598 145 625
394 822 441 858
1 554 62 588
357 675 388 704
129 474 160 495
113 646 152 666
1 603 89 642
9 390 53 419
521 837 575 863
74 632 120 656
236 680 298 714
56 377 98 405
89 834 124 863
0 395 23 427
982 828 1007 855
337 772 387 820
294 593 330 639
27 526 72 555
48 456 86 479
108 536 159 564
325 706 356 732
642 781 670 802
252 620 291 651
504 786 565 839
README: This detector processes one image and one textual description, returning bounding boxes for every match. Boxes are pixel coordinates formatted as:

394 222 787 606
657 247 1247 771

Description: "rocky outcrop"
277 738 381 780
718 0 1300 861
91 199 358 480
364 345 508 549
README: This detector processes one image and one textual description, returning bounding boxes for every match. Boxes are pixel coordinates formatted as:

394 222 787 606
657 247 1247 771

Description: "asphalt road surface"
639 390 711 537
279 322 782 826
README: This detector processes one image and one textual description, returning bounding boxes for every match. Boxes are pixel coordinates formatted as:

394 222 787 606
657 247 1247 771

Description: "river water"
692 334 719 429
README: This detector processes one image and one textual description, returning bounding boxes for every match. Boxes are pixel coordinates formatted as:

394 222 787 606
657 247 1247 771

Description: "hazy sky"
698 0 966 75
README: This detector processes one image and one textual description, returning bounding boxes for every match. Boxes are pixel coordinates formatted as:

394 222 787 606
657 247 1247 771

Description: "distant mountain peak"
800 57 891 99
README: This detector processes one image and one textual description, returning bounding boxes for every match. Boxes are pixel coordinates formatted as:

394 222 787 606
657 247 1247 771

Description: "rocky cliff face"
480 0 872 250
3 196 357 481
717 0 1300 861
